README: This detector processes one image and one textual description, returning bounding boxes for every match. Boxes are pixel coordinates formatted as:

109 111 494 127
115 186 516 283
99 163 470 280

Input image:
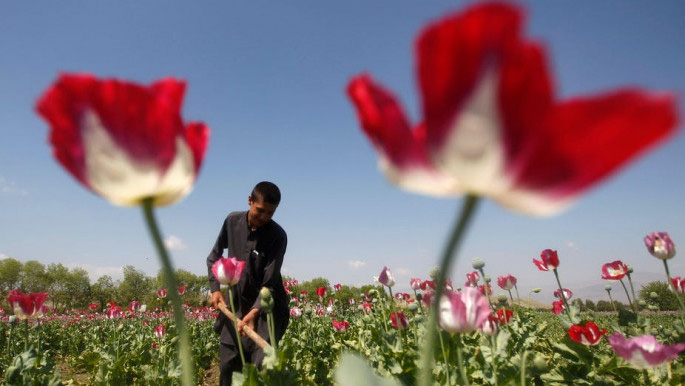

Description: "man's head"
247 181 281 230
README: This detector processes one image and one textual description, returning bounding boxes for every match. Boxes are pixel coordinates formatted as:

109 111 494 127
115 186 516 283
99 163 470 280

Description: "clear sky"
1 1 683 303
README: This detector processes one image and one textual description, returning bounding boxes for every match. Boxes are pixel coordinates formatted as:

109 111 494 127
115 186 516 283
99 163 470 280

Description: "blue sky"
1 1 683 303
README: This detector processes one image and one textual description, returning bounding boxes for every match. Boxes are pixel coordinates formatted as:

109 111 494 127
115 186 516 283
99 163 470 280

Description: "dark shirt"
207 211 289 317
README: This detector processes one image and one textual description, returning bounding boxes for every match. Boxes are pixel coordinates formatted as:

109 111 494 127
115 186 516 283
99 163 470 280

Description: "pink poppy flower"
129 301 141 312
672 277 685 293
391 312 410 330
156 289 168 299
438 287 491 333
534 249 560 271
154 325 166 339
347 2 677 216
644 232 676 260
601 260 629 281
289 307 302 318
36 74 210 207
608 332 685 369
211 257 246 286
479 284 492 296
378 266 395 288
349 298 356 305
333 284 342 291
107 305 121 319
568 322 607 346
7 290 49 319
553 288 573 301
332 320 350 333
88 303 98 312
410 278 422 290
178 286 186 295
497 274 517 290
480 314 499 336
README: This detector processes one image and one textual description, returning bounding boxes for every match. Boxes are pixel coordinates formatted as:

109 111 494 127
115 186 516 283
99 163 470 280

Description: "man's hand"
238 308 259 337
210 291 226 309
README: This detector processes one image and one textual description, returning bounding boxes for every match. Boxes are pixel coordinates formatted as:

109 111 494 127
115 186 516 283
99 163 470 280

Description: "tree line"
0 257 209 312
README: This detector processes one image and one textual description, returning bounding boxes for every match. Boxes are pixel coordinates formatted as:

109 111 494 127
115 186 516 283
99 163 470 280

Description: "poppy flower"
290 307 302 318
644 232 676 260
211 257 245 286
129 301 141 312
7 290 49 319
496 308 514 324
154 325 166 339
438 287 491 333
568 322 607 346
497 274 517 290
553 288 573 301
378 266 395 288
107 305 122 319
317 287 328 298
36 74 210 207
608 333 685 369
362 302 373 314
672 277 685 293
410 278 422 290
346 2 677 216
333 284 342 291
391 312 410 330
480 314 499 336
534 249 560 271
465 271 480 287
421 280 436 291
601 260 629 280
551 300 566 315
156 289 168 299
178 286 186 295
479 284 492 296
332 320 350 333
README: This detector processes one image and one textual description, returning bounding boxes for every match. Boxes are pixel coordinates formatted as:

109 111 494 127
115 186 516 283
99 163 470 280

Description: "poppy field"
1 255 684 386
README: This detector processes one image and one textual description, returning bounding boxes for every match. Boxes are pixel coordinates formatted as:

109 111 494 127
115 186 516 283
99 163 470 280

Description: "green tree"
0 257 23 300
63 268 91 309
45 263 71 311
585 299 597 311
639 281 682 311
91 275 116 310
297 277 330 304
21 260 48 293
118 265 153 306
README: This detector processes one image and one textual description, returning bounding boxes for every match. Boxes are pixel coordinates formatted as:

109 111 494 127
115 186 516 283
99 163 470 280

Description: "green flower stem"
456 334 470 386
514 284 521 306
23 319 28 351
619 279 636 312
142 198 194 386
413 289 424 314
606 290 619 317
267 309 277 351
520 350 530 386
227 288 246 366
378 292 390 334
552 269 572 322
626 273 639 311
418 194 480 386
437 331 451 386
663 260 685 329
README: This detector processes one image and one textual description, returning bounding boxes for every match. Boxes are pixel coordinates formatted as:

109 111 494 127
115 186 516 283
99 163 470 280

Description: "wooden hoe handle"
216 303 271 349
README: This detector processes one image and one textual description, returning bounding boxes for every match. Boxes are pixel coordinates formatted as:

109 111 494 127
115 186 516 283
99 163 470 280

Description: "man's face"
247 195 277 229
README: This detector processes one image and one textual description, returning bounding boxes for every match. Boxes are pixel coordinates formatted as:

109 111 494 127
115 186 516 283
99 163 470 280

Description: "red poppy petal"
515 90 678 198
417 2 523 148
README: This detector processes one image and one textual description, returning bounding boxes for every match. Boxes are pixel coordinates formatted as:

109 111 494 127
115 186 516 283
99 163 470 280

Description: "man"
206 181 289 385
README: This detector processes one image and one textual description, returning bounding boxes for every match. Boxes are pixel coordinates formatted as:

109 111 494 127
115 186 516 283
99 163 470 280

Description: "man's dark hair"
251 181 281 206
